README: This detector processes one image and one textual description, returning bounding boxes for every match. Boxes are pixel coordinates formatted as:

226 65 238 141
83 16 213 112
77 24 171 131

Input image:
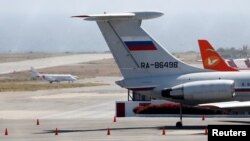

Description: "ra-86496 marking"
140 62 178 68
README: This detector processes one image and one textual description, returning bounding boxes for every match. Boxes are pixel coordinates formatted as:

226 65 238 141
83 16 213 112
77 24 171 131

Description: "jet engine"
162 80 235 102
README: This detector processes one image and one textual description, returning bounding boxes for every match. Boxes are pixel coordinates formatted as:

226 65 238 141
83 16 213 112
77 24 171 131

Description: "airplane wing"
198 101 250 109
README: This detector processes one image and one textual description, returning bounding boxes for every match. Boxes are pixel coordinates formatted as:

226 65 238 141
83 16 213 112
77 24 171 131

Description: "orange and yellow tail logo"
204 56 220 67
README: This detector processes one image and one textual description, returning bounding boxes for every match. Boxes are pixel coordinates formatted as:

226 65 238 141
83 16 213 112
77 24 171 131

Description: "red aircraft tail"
198 40 238 71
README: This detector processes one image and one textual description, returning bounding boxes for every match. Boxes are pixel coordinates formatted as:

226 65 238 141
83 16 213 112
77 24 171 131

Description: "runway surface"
0 53 112 74
0 77 249 140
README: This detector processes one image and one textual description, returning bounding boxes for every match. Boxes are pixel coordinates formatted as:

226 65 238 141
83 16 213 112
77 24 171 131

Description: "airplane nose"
72 76 78 80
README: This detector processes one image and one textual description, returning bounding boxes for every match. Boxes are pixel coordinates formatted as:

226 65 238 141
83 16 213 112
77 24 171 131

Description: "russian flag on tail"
124 41 157 51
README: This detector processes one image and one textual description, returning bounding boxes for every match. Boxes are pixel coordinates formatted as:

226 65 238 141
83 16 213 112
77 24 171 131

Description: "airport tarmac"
0 77 249 141
0 77 125 119
1 116 249 140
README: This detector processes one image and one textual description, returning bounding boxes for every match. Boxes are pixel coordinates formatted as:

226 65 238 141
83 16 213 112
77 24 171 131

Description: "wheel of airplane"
176 121 182 128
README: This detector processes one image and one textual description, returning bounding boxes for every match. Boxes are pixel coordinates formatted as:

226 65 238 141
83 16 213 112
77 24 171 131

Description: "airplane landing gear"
176 103 183 128
176 121 182 128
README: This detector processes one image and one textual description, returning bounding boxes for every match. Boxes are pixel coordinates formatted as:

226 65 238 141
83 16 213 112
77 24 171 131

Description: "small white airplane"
73 11 250 127
31 67 78 83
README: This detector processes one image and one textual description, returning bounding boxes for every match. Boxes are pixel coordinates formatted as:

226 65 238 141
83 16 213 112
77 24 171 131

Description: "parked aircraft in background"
226 58 250 69
31 67 78 83
198 40 250 71
73 11 250 127
198 40 238 71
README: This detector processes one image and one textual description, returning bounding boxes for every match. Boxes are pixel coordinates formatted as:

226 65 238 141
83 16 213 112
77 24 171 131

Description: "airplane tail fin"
31 67 41 78
198 40 238 71
245 59 250 68
74 12 204 78
226 59 237 68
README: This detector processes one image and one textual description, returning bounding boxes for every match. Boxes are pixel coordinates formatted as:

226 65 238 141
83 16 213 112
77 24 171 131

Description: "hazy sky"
1 0 250 53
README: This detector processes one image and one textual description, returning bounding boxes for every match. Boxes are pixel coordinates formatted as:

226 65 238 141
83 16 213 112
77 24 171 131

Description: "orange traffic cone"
36 119 40 125
107 128 111 135
202 115 205 121
162 128 166 135
205 128 208 135
113 116 116 123
55 128 58 135
4 128 8 136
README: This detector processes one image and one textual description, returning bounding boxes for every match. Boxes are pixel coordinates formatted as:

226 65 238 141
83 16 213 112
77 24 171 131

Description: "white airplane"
31 67 78 83
73 11 250 127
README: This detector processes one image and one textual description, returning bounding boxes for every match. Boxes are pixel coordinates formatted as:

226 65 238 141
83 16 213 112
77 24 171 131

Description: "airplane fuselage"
117 71 250 105
42 74 77 83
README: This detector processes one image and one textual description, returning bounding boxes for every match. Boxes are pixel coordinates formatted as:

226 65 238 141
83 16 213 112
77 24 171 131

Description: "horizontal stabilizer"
198 101 250 109
72 11 163 21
